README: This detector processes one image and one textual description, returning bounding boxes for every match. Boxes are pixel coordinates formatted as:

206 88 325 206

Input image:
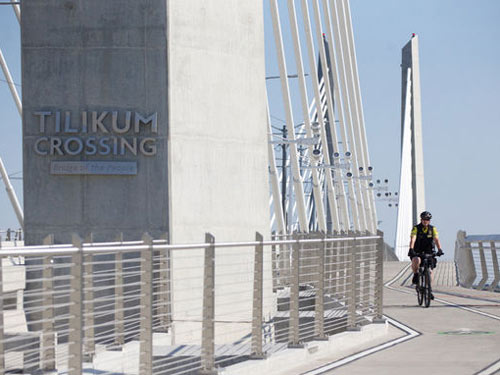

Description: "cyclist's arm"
410 235 416 249
409 226 417 249
410 236 417 249
435 237 442 250
433 227 442 250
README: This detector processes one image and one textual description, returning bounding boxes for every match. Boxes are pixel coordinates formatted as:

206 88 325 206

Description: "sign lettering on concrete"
22 0 169 244
50 161 137 176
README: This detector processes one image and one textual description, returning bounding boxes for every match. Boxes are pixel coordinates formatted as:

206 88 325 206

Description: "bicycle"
416 252 436 308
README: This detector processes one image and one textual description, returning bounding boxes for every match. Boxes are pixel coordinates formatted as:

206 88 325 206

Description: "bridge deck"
287 262 500 375
398 260 458 287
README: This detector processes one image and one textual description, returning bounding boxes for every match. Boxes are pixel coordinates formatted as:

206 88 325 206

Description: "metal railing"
0 228 23 242
455 231 500 291
0 231 384 374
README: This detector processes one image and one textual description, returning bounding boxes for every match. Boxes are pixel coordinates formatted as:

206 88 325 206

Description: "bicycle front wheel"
424 267 432 308
417 271 424 306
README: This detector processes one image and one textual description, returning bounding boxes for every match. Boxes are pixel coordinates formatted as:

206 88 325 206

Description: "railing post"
338 231 347 301
251 232 266 359
374 231 386 323
111 233 124 349
200 233 216 375
476 241 488 290
271 232 279 292
69 234 84 375
280 234 290 287
347 232 360 331
83 233 95 361
464 241 476 288
314 232 327 340
489 241 499 291
456 233 476 288
42 234 56 370
157 232 171 331
361 233 370 310
0 253 4 375
288 233 303 348
330 232 339 298
139 233 153 375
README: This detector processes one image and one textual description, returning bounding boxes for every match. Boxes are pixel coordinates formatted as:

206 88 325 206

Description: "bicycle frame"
416 253 435 308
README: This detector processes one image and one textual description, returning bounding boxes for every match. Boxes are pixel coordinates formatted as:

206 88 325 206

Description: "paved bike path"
302 262 500 375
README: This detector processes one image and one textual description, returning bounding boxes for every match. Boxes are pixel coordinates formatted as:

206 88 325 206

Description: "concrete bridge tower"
21 0 272 343
21 1 270 246
395 34 426 260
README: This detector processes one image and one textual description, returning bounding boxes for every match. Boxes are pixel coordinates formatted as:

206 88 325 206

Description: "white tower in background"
395 35 426 260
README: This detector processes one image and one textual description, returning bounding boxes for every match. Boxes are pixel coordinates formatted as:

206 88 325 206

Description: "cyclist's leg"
411 256 421 284
411 256 420 273
430 257 437 296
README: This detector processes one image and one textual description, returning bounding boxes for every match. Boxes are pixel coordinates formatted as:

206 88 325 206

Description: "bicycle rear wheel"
424 267 431 308
417 271 424 306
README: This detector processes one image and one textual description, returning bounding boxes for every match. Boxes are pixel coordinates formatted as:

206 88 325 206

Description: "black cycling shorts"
410 254 437 269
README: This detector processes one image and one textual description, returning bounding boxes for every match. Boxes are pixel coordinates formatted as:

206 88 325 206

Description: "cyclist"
408 211 444 298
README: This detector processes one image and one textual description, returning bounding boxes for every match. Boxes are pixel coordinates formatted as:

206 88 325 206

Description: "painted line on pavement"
432 289 500 304
385 263 500 321
300 264 499 374
433 296 500 321
300 315 420 375
384 263 411 287
474 358 500 375
385 265 500 375
389 281 500 321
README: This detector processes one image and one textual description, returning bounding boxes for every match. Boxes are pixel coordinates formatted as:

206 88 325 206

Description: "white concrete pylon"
395 35 427 260
407 35 426 222
395 68 414 260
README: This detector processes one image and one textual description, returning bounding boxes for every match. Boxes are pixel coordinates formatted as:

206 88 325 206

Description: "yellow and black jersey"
411 223 438 253
411 225 439 238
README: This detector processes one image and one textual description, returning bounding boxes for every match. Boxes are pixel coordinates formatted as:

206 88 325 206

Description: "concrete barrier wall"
167 1 272 343
167 1 270 243
455 230 476 288
455 231 500 291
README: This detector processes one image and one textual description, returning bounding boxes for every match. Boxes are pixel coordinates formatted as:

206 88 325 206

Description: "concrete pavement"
288 262 499 375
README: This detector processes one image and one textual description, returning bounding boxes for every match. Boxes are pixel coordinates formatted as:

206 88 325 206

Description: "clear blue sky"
1 1 499 258
349 0 500 259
